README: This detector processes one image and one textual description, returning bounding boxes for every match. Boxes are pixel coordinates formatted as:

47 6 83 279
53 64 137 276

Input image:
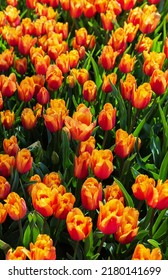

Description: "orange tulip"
27 234 56 260
81 177 102 210
98 103 116 131
3 135 19 156
97 199 124 235
77 68 90 85
154 180 168 210
98 45 118 70
69 0 84 18
117 0 137 10
52 192 76 219
123 22 139 43
15 148 33 174
75 27 87 46
36 87 50 105
0 110 15 129
83 0 96 18
127 7 143 26
17 76 35 102
56 53 70 74
143 51 166 76
132 244 162 260
5 192 27 221
164 37 168 58
132 174 156 201
18 34 37 56
74 152 90 179
95 0 107 13
120 73 137 101
60 0 70 10
114 129 137 158
15 57 27 75
119 54 136 73
31 183 57 217
139 6 160 34
0 154 15 177
82 80 97 102
100 11 116 31
78 136 96 155
0 176 11 200
114 207 139 244
27 174 42 195
135 35 153 53
109 27 127 54
68 49 80 68
150 69 167 95
6 246 27 260
21 17 34 35
0 48 14 72
5 5 20 27
34 55 51 76
26 0 37 9
66 208 92 241
46 64 64 91
0 202 7 224
90 149 114 180
21 108 37 130
0 73 16 97
102 73 117 93
104 182 125 204
131 83 152 109
55 22 69 40
43 171 61 188
0 92 3 110
64 104 96 141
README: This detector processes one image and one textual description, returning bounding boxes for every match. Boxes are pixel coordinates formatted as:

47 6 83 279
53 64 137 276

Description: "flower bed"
0 0 168 260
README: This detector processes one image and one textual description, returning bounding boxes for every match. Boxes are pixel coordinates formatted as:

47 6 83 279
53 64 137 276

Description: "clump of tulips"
0 0 168 260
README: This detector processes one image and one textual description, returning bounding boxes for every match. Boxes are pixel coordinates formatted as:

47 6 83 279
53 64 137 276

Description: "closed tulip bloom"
34 55 51 75
66 208 92 241
77 68 90 85
5 192 27 221
31 183 56 217
0 48 14 72
21 108 37 130
150 69 167 95
46 64 64 91
65 104 96 141
5 5 20 27
132 174 156 201
139 9 160 34
132 244 162 260
0 92 3 110
0 110 15 129
82 80 97 102
119 54 136 73
98 103 116 131
0 202 7 224
15 148 33 174
135 35 153 53
123 22 139 43
43 172 61 188
90 149 114 180
69 0 84 18
36 87 50 105
120 73 137 101
56 53 70 74
114 207 139 244
155 180 168 210
97 199 124 235
52 192 76 219
102 73 117 93
79 136 95 155
100 11 116 31
74 152 90 179
127 7 143 26
44 108 64 132
95 0 108 13
27 174 42 195
109 27 127 54
81 177 102 210
83 1 96 18
117 0 137 10
1 73 16 97
143 51 166 76
75 27 87 46
0 176 11 200
114 129 136 158
164 38 168 58
3 135 19 156
28 234 56 260
6 246 27 260
104 182 125 204
131 83 152 109
0 154 15 177
98 45 118 70
18 34 37 56
55 22 69 40
15 57 27 75
17 76 35 102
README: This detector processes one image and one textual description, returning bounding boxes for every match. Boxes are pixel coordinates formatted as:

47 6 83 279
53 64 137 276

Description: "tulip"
97 199 124 235
117 0 137 10
0 73 16 97
17 76 35 102
114 129 137 158
74 152 90 179
109 27 127 54
114 207 139 244
120 73 137 101
150 69 167 95
5 192 27 221
100 11 115 31
154 180 168 210
52 192 76 219
43 108 64 132
27 234 56 260
0 154 15 178
15 57 27 75
0 176 11 200
75 27 87 46
69 0 84 18
77 68 90 85
0 92 3 110
119 54 136 73
46 64 64 91
123 22 139 43
0 202 7 224
27 174 42 195
26 0 37 9
55 22 69 40
0 48 14 72
60 0 70 10
43 171 61 188
98 103 116 131
104 182 125 204
98 45 118 70
36 87 50 105
132 244 162 260
102 73 117 93
21 108 37 130
135 35 153 53
127 7 143 26
131 83 152 109
18 34 37 56
81 177 102 210
143 51 166 76
21 17 34 35
68 50 80 69
0 110 15 129
3 136 19 157
83 1 96 18
56 53 70 74
82 80 97 102
34 55 51 75
66 208 92 241
90 149 114 180
5 5 20 27
164 38 168 58
64 104 96 141
95 0 107 13
6 247 27 260
78 136 96 155
139 8 160 34
132 174 156 201
15 148 33 174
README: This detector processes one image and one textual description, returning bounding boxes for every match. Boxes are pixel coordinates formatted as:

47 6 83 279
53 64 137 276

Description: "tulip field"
0 0 168 260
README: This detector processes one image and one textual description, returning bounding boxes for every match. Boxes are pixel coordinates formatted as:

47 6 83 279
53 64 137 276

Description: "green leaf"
152 209 167 235
32 225 40 243
113 177 134 207
135 230 149 241
61 130 71 170
153 218 168 240
159 151 168 181
147 239 160 248
23 225 31 248
90 56 102 89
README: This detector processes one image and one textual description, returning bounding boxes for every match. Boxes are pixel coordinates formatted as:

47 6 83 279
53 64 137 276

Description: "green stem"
102 130 108 149
42 217 47 234
149 208 155 238
18 219 23 245
96 234 107 255
73 241 80 260
128 108 140 134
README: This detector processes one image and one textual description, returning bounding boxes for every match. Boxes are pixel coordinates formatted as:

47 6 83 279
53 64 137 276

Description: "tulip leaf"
90 56 102 89
159 151 168 181
135 230 149 241
152 209 167 235
23 225 31 248
113 177 134 207
147 239 160 248
153 218 168 240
